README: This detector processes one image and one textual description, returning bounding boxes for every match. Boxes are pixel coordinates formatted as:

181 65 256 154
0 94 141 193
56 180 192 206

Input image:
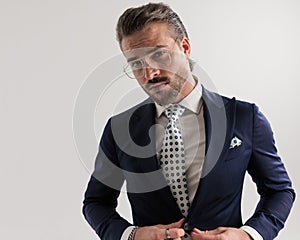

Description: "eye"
151 49 170 63
153 49 168 58
129 60 143 70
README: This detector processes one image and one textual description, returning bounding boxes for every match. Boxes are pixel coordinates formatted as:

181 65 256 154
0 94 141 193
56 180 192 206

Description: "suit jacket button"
184 222 189 231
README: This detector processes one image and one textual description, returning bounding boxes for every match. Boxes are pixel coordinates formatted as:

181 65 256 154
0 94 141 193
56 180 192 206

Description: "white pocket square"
229 136 242 149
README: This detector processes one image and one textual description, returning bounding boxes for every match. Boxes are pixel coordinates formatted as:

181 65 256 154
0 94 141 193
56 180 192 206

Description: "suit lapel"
201 87 236 178
128 98 160 172
128 99 182 214
188 88 236 217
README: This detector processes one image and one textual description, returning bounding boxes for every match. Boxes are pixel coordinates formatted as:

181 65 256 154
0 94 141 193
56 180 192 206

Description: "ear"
180 37 191 57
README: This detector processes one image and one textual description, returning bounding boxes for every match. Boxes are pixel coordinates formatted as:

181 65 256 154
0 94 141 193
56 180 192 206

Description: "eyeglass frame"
123 38 179 79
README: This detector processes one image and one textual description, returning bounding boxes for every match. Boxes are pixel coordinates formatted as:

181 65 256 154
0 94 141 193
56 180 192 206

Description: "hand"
191 227 253 240
134 218 185 240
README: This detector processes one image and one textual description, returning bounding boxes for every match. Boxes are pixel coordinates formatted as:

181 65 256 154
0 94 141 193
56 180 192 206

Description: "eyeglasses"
123 39 178 79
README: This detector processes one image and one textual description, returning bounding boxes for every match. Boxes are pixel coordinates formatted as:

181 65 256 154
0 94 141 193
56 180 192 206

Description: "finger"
191 231 221 240
156 227 185 239
205 227 227 235
192 228 202 234
193 227 226 235
168 228 185 239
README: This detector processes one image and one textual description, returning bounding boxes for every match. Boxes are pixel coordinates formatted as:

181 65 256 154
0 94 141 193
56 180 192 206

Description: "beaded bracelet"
128 226 139 240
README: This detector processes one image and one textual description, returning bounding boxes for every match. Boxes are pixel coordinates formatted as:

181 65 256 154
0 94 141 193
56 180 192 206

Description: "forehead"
121 22 175 52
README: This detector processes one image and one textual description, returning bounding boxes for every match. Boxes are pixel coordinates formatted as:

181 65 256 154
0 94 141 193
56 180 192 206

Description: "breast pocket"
225 144 246 162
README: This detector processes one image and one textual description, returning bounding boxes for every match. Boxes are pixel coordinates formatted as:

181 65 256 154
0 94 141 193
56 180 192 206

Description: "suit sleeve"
245 105 295 240
82 119 132 240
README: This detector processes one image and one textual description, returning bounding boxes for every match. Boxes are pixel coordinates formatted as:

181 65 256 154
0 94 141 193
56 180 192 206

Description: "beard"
142 74 186 105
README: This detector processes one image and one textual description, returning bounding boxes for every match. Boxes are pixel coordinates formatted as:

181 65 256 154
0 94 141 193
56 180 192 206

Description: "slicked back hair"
116 2 194 70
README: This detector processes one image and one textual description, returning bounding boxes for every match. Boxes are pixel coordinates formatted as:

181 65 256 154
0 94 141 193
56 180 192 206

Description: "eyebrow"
126 45 168 62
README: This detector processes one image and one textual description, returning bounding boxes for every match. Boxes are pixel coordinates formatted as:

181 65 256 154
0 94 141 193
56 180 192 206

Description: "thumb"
166 218 185 228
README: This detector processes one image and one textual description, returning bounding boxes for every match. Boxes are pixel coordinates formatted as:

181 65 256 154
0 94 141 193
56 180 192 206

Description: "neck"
174 74 196 103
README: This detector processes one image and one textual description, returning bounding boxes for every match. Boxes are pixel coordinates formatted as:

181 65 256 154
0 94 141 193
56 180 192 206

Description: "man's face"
121 22 193 105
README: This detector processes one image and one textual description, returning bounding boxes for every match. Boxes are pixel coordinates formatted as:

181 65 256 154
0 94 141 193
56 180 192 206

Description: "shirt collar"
155 78 203 118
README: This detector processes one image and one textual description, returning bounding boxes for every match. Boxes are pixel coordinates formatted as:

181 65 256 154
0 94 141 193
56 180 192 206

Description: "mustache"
145 77 170 88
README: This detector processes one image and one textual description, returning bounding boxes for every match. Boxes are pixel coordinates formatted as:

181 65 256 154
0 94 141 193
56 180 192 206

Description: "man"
83 3 295 240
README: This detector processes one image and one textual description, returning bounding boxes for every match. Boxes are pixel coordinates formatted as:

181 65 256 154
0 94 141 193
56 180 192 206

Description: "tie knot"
165 104 185 122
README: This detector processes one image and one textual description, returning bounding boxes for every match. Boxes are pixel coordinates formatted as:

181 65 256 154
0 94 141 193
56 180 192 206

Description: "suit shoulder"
111 98 154 119
235 98 255 109
203 87 255 110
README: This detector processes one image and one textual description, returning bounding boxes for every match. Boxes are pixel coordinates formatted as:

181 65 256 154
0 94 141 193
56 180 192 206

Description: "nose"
144 62 160 80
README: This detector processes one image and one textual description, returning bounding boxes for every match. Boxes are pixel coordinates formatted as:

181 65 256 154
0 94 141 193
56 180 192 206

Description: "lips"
146 77 170 92
148 81 168 91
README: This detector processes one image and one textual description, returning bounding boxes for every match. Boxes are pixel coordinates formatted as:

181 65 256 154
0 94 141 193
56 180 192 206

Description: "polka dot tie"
159 104 191 217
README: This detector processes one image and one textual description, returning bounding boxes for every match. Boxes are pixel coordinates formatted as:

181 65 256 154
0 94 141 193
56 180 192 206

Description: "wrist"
128 226 139 240
240 225 262 240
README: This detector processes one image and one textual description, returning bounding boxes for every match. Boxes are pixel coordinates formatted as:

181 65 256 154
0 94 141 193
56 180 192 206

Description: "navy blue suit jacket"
83 87 295 240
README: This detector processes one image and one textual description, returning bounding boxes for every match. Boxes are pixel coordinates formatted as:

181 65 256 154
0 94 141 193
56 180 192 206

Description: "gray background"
0 0 299 239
